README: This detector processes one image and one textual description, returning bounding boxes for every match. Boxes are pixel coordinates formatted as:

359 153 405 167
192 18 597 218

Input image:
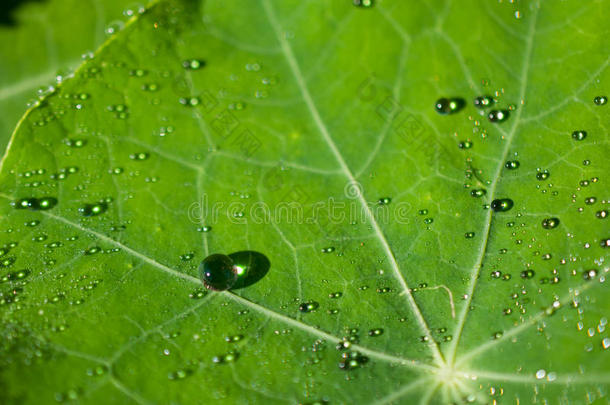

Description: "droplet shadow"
229 251 270 290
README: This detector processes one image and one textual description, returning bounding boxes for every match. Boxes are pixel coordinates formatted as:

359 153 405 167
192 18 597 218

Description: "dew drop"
490 198 513 212
594 96 607 106
536 170 550 181
79 202 108 217
520 269 535 279
368 328 383 337
471 189 486 198
377 197 391 205
541 217 560 229
504 160 520 170
473 96 494 108
488 110 509 123
299 301 319 313
199 254 238 291
182 59 205 70
129 152 149 161
434 97 465 115
353 0 373 8
571 130 587 141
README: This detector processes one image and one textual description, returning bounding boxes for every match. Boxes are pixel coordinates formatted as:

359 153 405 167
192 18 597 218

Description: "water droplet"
571 130 587 141
353 0 373 8
199 254 238 291
535 369 546 379
418 209 428 215
64 138 87 148
491 198 513 212
488 110 509 123
504 160 520 170
465 232 475 239
583 269 598 280
182 59 205 70
434 97 465 114
602 338 610 349
180 253 195 261
368 328 383 337
470 189 486 198
520 269 535 279
79 202 108 217
536 170 550 180
225 334 243 343
541 217 560 229
129 152 149 161
197 226 212 232
299 301 319 313
424 218 433 224
473 96 494 108
594 96 607 106
585 196 596 205
378 197 391 205
321 247 335 253
596 210 608 219
329 292 342 299
213 351 238 364
458 140 472 149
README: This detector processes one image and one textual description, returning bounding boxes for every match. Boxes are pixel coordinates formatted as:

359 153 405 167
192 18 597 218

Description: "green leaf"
0 0 138 151
1 0 609 403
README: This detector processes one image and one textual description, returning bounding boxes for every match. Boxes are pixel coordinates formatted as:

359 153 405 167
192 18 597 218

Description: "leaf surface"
1 1 609 403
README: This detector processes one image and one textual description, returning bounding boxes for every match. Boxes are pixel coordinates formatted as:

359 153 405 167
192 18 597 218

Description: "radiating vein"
261 0 445 368
447 3 539 365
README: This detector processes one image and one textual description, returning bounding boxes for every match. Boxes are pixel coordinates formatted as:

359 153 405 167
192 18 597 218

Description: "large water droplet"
541 217 560 229
199 254 238 291
435 97 465 115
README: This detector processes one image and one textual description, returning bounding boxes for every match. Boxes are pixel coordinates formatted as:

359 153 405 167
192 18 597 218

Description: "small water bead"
418 209 428 215
353 0 373 8
465 232 475 238
491 198 513 212
571 130 587 141
129 152 149 161
299 301 319 313
488 110 509 123
199 254 238 291
536 170 550 180
197 226 212 232
535 369 546 380
504 160 520 170
182 59 205 70
84 246 101 255
321 247 335 253
65 138 86 148
458 140 472 149
583 269 598 280
79 202 108 217
434 97 464 114
212 351 238 364
329 292 342 299
594 96 608 105
520 269 535 279
492 331 503 339
368 328 383 337
378 197 391 205
596 210 608 219
585 197 596 205
470 189 486 198
180 253 195 261
179 97 201 106
541 217 560 229
473 95 494 108
141 83 158 92
225 334 243 343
